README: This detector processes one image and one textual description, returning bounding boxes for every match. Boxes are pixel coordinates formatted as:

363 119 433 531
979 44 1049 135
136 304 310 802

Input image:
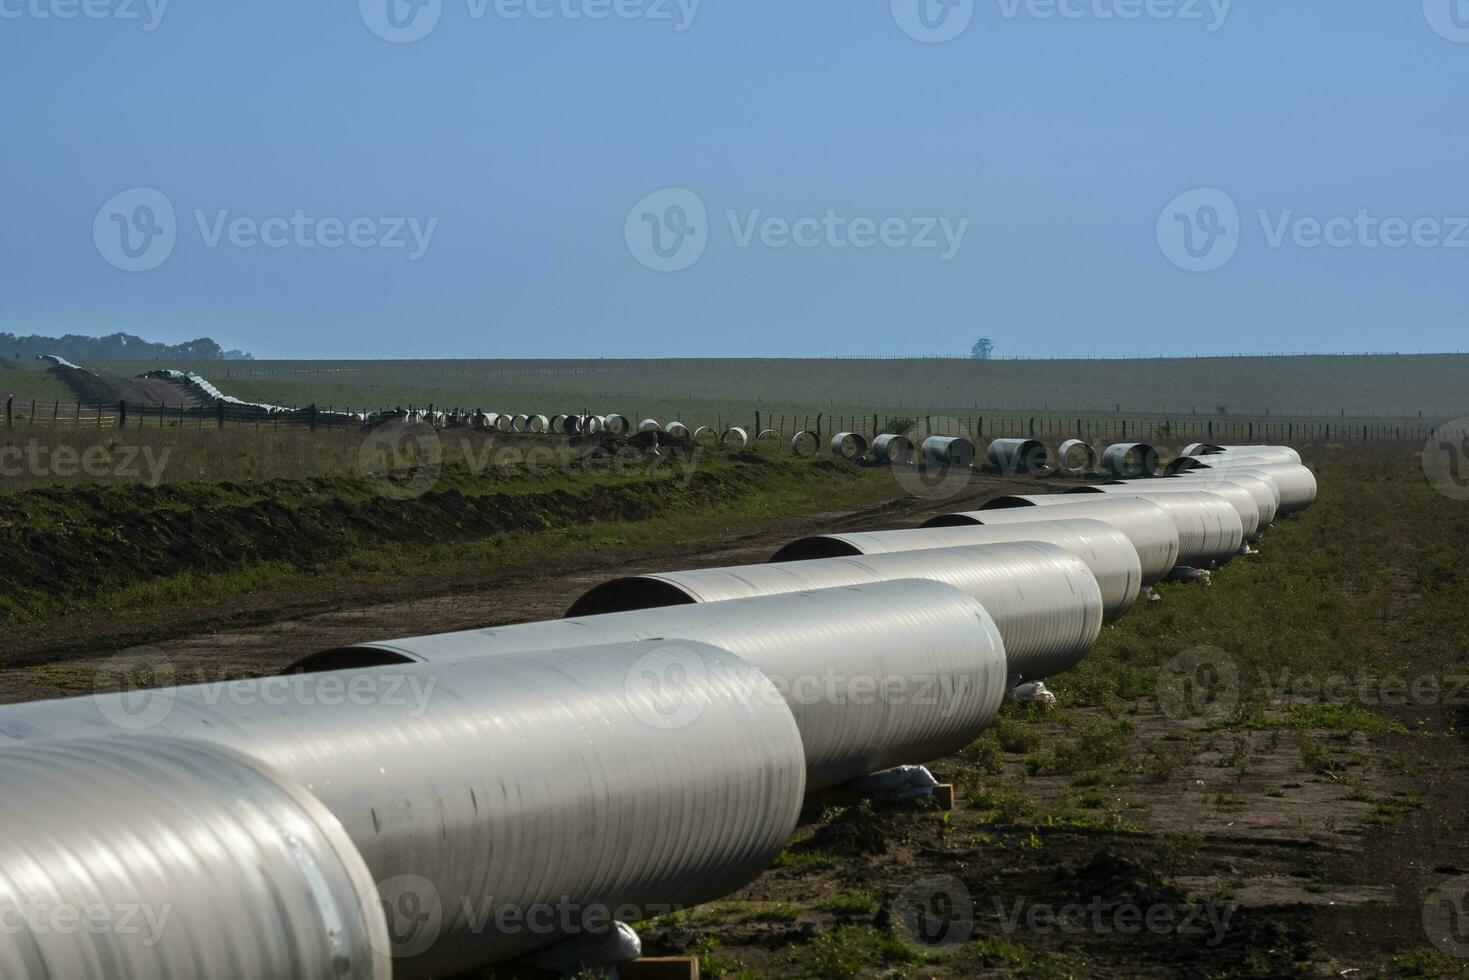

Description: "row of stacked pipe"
0 444 1315 979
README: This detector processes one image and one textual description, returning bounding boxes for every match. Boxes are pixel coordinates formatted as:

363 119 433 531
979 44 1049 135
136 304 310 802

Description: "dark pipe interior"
287 647 418 674
768 537 865 562
565 577 699 616
920 514 984 527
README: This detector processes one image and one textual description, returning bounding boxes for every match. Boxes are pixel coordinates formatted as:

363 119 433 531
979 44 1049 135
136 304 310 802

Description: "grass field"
82 354 1469 428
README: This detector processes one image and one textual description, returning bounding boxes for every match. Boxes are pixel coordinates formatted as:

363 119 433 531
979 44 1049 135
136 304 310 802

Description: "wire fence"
1 396 1440 446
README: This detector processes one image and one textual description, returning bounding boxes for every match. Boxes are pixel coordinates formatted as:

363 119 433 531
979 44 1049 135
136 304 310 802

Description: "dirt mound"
800 804 894 857
0 457 851 628
43 364 197 408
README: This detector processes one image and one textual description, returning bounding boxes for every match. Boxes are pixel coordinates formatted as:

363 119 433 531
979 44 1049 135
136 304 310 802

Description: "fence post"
29 399 35 427
118 400 127 430
4 395 10 428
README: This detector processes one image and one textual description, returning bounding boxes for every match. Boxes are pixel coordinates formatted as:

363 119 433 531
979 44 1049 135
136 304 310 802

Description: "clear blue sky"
2 1 1466 359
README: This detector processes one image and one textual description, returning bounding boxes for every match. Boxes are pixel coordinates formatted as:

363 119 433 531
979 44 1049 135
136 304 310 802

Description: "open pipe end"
767 536 866 562
566 577 700 616
285 647 419 674
920 513 983 528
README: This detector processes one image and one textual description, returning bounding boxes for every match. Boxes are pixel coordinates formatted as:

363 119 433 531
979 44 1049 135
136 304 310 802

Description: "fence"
2 395 1439 446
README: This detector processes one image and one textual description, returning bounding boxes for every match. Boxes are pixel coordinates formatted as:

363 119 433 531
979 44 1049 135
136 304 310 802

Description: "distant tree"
970 338 995 360
0 331 252 362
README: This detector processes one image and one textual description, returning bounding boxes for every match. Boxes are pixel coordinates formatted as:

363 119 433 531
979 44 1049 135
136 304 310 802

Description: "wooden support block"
620 956 700 980
934 784 955 811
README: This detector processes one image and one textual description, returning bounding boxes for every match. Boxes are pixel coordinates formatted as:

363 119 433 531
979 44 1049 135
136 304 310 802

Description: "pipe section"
0 735 391 980
1102 442 1159 478
922 436 975 467
987 438 1052 475
770 517 1143 621
1062 488 1244 566
831 432 868 460
566 543 1104 681
871 434 913 465
926 496 1180 586
293 580 1009 791
0 642 805 977
1057 439 1098 477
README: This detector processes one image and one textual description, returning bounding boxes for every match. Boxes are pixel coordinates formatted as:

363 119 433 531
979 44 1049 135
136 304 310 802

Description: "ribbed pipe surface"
566 544 1103 681
927 497 1180 586
1186 444 1302 465
987 438 1051 475
769 518 1143 620
1102 442 1159 478
871 434 912 464
922 436 975 467
0 642 805 977
1062 488 1244 565
0 735 391 980
291 580 1008 791
1175 460 1317 514
1057 439 1097 476
1076 482 1261 540
1158 471 1279 527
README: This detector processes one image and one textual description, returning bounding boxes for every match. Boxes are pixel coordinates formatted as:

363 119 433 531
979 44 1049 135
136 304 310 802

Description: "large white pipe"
0 735 391 980
923 497 1180 586
565 544 1103 681
291 580 1009 791
770 518 1145 620
1062 489 1245 566
0 642 807 977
